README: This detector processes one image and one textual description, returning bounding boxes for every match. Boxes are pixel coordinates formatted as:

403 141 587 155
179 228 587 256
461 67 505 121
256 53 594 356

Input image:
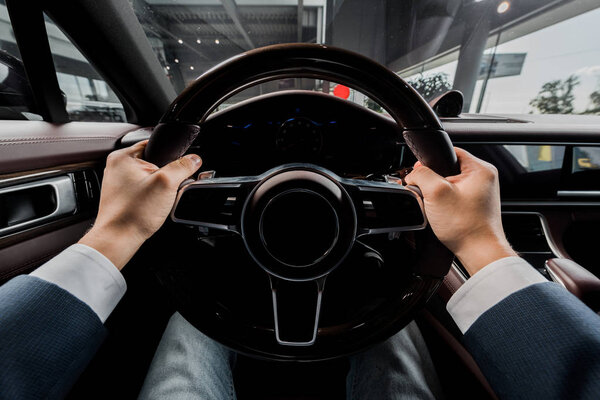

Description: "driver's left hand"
79 140 202 270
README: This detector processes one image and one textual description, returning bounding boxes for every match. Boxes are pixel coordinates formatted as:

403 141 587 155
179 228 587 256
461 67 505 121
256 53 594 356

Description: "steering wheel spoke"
171 176 260 233
269 275 325 346
341 179 427 237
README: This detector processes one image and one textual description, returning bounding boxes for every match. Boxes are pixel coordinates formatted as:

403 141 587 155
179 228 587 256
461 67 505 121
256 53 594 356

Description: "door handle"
0 176 77 236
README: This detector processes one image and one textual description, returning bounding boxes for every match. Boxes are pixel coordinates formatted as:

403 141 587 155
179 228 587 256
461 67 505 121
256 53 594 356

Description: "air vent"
502 212 556 272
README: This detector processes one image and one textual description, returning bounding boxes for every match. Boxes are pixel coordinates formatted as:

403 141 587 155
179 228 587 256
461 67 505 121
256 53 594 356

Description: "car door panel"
440 130 600 278
0 220 92 283
0 121 141 282
0 121 138 174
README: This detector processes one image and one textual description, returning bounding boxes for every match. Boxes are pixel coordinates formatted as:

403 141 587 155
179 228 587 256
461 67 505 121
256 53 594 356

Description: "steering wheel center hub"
260 189 339 267
241 166 356 281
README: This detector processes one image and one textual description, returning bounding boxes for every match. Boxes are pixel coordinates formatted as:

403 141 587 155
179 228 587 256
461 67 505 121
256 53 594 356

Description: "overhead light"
196 38 201 44
190 66 194 70
497 1 510 13
174 58 179 63
177 38 183 44
215 38 220 44
166 65 170 70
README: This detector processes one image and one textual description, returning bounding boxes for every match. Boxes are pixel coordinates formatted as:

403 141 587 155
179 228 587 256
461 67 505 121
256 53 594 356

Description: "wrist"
454 234 517 276
78 222 145 270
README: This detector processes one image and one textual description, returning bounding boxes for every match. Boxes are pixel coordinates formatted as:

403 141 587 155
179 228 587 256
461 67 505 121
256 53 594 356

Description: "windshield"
132 0 600 116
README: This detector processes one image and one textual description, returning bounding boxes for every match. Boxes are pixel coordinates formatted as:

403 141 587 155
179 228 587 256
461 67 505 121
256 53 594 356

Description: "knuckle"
406 168 424 182
429 181 451 198
153 171 173 187
482 162 498 178
105 151 121 165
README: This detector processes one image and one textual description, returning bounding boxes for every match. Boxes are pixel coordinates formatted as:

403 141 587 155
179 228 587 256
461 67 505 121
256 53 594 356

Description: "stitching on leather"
442 279 453 294
443 276 460 294
0 138 116 147
0 136 116 142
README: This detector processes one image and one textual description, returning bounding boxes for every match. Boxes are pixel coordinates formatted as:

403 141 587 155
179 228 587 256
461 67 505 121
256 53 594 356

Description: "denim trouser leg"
346 321 444 400
139 314 441 400
138 312 237 400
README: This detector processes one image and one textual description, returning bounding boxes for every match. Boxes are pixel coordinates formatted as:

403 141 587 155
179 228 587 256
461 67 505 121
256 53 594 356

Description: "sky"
405 7 600 114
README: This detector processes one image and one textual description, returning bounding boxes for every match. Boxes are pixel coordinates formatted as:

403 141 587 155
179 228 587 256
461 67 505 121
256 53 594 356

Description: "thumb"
405 164 451 200
157 154 203 186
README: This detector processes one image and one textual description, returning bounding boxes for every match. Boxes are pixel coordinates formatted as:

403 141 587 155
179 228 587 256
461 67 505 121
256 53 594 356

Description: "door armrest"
545 258 600 311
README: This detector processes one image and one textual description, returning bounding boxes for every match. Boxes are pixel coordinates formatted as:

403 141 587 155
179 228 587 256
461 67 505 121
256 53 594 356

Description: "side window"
504 145 565 172
45 14 126 122
0 1 40 120
573 146 600 172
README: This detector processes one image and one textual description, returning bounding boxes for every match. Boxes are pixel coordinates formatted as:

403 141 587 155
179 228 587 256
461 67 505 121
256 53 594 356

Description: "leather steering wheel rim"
144 43 459 361
145 43 458 178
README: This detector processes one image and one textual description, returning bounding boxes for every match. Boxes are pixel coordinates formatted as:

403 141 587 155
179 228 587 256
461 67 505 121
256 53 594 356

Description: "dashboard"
192 91 403 177
193 91 600 201
185 91 600 279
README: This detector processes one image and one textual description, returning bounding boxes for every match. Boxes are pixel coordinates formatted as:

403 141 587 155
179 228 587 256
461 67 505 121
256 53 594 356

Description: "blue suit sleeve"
463 281 600 400
0 275 106 400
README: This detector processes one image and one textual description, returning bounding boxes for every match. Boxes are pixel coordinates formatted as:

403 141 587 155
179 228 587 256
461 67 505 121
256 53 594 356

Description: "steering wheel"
144 43 459 361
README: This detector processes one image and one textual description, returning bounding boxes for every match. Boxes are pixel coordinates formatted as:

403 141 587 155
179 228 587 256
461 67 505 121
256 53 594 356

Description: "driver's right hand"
405 147 516 275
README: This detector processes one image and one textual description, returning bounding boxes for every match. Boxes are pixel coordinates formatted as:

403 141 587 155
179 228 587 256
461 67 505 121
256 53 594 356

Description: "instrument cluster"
190 91 404 178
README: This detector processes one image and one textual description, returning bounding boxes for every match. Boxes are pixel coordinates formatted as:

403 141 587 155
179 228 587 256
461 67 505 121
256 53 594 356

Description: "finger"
128 140 149 159
106 140 148 163
408 148 473 185
453 147 500 181
405 164 451 199
453 147 482 172
134 157 160 172
155 154 203 187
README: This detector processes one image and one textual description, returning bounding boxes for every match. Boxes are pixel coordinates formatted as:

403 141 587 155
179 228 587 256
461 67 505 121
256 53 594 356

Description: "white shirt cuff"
31 244 127 323
447 256 545 334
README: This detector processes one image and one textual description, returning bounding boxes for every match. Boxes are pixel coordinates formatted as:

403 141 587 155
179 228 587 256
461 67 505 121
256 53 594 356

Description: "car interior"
1 0 600 399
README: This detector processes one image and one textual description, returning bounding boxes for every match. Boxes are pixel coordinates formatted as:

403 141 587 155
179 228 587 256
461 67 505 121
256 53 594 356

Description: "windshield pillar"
452 16 491 113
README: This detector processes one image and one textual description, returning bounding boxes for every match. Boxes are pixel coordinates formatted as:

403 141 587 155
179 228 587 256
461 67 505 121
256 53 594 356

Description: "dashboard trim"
502 201 600 207
557 190 600 198
544 261 567 288
452 141 600 146
501 211 567 259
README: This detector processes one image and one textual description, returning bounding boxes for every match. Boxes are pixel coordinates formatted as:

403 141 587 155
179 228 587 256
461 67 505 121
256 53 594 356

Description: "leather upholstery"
144 123 200 167
545 258 600 311
437 264 467 302
146 43 459 177
0 220 92 283
419 311 498 400
0 121 138 174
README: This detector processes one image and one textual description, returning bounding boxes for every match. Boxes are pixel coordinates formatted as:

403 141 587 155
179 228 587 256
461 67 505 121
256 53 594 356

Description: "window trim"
6 0 68 123
44 0 178 125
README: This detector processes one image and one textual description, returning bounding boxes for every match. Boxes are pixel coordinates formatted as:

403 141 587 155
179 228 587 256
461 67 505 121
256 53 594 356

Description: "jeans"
138 312 444 399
